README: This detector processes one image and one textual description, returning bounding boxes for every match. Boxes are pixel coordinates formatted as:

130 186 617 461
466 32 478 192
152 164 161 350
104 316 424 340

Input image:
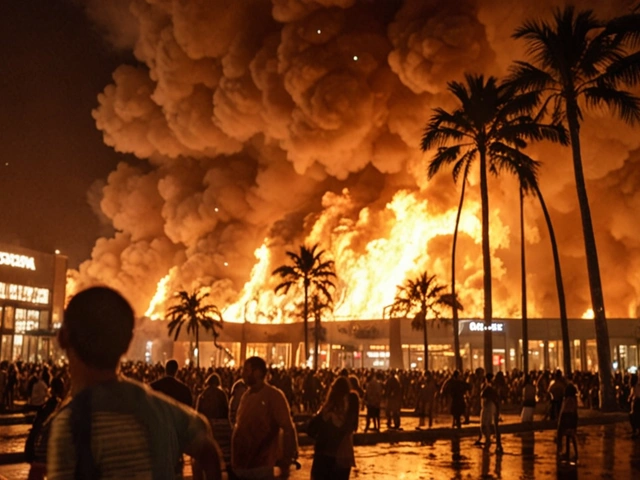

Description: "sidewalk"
0 407 630 463
0 408 631 480
296 407 629 446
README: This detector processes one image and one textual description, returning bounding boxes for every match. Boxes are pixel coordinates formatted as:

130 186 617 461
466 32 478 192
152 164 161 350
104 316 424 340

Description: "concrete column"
389 317 404 369
240 322 247 364
543 340 550 370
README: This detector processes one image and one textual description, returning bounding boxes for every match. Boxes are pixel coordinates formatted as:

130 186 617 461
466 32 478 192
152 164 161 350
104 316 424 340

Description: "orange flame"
143 188 547 323
145 272 172 319
581 308 594 319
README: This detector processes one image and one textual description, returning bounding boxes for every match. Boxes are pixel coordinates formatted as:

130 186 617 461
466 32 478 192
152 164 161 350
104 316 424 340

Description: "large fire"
144 188 500 323
69 0 640 324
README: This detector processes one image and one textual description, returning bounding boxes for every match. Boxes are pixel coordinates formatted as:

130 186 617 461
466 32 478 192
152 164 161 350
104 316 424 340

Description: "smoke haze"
71 0 640 321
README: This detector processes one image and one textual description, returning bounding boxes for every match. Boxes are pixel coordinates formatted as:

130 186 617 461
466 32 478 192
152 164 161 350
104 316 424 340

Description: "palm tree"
166 289 224 368
509 6 640 410
422 74 566 373
272 244 336 366
506 153 571 376
534 182 571 376
446 158 471 371
390 272 449 370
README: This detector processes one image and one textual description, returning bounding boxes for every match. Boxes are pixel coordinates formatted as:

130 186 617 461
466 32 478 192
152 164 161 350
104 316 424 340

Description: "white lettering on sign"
469 321 504 332
0 252 36 271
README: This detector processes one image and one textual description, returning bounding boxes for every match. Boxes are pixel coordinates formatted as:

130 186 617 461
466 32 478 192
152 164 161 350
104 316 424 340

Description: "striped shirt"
48 409 152 479
47 378 210 480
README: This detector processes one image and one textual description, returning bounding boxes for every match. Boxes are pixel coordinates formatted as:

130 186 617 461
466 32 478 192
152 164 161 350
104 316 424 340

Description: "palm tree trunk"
452 162 470 372
423 312 429 371
520 186 529 374
535 184 571 376
304 280 309 366
566 101 615 410
479 147 493 374
314 313 320 370
195 323 200 369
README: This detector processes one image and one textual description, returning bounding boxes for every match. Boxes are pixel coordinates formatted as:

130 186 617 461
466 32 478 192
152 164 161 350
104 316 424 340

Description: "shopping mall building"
1 241 637 374
0 243 67 362
134 313 640 373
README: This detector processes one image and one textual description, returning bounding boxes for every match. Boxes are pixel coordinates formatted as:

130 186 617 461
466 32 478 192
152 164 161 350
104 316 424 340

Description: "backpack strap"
70 388 101 480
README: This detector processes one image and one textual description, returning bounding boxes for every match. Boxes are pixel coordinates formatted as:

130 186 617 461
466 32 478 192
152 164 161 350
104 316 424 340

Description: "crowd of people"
2 358 639 421
1 287 640 478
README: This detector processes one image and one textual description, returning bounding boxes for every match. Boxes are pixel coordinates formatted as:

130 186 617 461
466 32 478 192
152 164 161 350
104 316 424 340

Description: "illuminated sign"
0 252 36 271
469 321 504 332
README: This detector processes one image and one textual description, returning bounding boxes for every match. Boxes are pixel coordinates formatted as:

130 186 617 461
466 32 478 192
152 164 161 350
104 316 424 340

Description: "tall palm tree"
390 271 449 370
166 289 224 368
447 158 471 371
534 182 571 376
509 6 640 410
272 244 336 366
422 74 566 373
495 145 572 375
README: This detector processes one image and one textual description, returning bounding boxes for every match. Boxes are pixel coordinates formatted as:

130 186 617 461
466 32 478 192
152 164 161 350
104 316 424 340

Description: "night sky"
0 0 133 267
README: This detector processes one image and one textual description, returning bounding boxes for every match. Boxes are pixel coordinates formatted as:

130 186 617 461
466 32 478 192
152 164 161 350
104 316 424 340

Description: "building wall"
0 243 67 362
135 315 640 372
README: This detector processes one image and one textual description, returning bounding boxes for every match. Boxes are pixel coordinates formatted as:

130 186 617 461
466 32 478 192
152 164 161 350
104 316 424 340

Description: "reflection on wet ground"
1 423 639 479
295 423 638 479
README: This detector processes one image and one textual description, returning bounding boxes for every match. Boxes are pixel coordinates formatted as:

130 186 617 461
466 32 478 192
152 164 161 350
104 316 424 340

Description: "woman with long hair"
311 376 358 480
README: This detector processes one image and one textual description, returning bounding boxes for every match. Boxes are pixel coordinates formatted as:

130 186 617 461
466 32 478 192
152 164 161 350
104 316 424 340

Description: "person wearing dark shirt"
151 359 193 407
194 373 232 479
441 370 467 429
149 359 194 478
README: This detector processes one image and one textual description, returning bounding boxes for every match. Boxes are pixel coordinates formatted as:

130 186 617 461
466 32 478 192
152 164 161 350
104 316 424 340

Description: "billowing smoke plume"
72 0 640 321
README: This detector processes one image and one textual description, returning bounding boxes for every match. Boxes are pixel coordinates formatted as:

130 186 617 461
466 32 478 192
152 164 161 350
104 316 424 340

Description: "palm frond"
584 86 640 124
274 280 295 295
426 145 463 179
603 13 640 47
421 123 468 151
451 151 474 184
488 143 540 192
597 51 640 87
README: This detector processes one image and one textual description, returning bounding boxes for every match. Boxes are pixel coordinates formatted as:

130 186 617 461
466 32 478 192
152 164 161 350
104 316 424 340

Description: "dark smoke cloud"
72 0 640 320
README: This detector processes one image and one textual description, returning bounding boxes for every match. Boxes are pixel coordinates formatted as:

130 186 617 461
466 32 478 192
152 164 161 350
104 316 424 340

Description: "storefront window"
586 339 598 372
572 340 582 372
246 343 268 361
528 341 544 370
39 310 50 330
548 341 559 371
27 310 39 331
12 334 23 361
3 306 14 330
0 282 50 305
617 345 638 372
1 335 12 360
14 309 27 334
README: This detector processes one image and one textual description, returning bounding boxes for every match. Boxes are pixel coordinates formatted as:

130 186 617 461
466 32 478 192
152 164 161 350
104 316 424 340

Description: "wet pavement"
1 423 639 479
0 424 30 455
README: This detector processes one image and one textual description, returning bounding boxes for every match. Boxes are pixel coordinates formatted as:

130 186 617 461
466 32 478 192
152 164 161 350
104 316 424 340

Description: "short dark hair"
206 373 221 387
165 359 179 376
245 356 267 375
64 286 134 370
50 377 65 397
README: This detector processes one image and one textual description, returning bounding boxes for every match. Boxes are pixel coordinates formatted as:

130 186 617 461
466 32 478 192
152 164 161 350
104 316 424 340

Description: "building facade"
136 315 640 373
0 243 67 362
